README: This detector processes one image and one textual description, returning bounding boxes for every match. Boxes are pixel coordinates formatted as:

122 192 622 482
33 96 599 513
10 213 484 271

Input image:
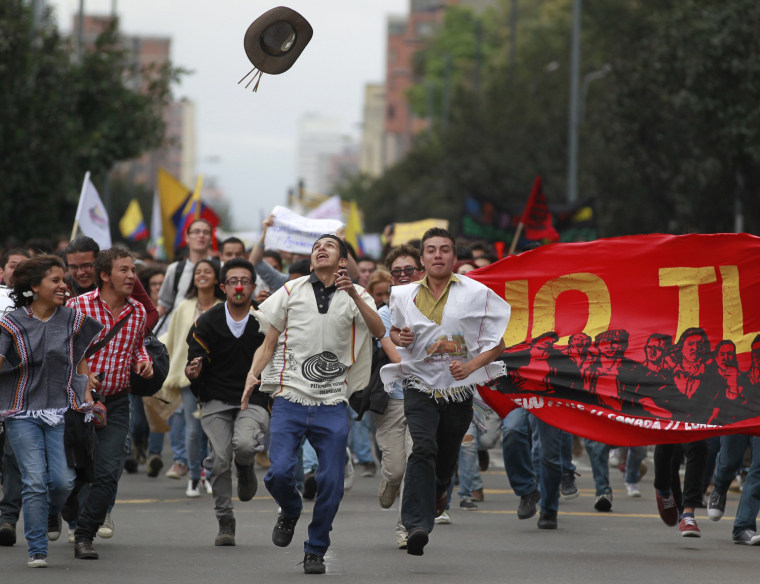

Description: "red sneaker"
679 516 702 537
655 490 679 526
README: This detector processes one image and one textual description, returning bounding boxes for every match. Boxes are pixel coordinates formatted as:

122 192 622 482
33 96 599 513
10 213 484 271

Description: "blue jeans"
181 387 204 480
0 434 22 526
348 408 374 465
168 408 187 464
561 432 577 476
624 446 647 484
75 393 130 542
265 398 350 556
584 439 611 496
5 418 75 557
533 417 563 514
458 407 501 499
129 394 164 456
302 438 318 474
713 434 760 537
501 408 537 497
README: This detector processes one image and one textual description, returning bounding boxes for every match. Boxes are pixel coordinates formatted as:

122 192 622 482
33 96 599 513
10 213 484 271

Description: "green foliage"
339 0 760 237
0 0 183 245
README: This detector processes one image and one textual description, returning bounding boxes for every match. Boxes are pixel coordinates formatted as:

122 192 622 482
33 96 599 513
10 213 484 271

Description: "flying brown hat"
238 6 314 92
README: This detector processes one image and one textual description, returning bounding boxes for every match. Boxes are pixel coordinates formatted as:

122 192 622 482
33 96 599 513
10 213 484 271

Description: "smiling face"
67 250 97 290
310 237 345 272
32 266 68 307
193 262 218 292
420 236 456 280
389 255 422 286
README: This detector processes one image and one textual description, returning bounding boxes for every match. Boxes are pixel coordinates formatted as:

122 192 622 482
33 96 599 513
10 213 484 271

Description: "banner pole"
508 222 524 256
70 219 79 241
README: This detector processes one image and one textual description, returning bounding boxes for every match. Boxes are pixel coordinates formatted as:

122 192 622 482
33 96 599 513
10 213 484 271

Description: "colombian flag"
118 199 149 241
172 176 220 251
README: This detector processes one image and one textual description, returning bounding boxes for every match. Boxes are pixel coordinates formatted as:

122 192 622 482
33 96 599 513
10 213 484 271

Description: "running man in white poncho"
380 227 510 557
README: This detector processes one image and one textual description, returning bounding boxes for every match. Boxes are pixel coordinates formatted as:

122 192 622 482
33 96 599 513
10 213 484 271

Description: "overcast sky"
48 0 409 230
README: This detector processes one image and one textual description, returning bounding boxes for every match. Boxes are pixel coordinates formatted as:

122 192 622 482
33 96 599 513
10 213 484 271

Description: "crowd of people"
0 219 759 574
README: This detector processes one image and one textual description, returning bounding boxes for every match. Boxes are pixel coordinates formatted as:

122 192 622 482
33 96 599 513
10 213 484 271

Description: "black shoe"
303 471 317 501
537 511 558 530
123 457 139 474
406 528 428 556
272 514 299 547
708 489 727 521
303 552 326 574
0 522 16 546
214 516 236 546
478 449 490 472
235 462 257 502
74 539 99 560
459 497 478 510
47 513 62 541
435 489 449 517
517 489 541 520
560 471 580 500
594 492 613 512
147 454 163 478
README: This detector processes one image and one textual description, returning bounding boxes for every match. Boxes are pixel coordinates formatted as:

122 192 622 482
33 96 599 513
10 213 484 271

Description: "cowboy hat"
244 6 313 75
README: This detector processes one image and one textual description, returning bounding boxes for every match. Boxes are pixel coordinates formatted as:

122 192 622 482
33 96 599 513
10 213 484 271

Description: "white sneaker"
186 479 201 498
68 528 75 544
625 483 641 497
434 510 452 525
202 477 213 495
97 512 114 538
396 531 408 549
344 448 355 491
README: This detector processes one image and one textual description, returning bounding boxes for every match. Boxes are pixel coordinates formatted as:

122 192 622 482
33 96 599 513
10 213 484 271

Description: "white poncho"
380 275 510 401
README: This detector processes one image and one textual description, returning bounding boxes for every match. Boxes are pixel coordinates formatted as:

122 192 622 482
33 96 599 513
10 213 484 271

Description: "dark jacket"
186 303 269 410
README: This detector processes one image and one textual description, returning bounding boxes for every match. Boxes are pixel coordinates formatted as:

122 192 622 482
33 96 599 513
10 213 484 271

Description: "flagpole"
508 222 524 256
70 219 79 241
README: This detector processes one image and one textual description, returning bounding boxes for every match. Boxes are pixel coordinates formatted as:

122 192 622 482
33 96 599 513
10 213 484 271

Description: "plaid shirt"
67 289 150 395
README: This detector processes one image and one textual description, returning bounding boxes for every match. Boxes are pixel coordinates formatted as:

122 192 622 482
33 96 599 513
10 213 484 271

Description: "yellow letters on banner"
532 273 611 344
505 265 759 350
504 274 611 345
659 267 717 341
720 265 757 354
504 280 529 346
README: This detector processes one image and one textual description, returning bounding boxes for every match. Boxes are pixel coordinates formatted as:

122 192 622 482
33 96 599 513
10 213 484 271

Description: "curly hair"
10 255 65 307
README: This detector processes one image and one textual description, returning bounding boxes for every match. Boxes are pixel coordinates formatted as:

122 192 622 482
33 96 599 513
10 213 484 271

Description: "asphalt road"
2 447 757 583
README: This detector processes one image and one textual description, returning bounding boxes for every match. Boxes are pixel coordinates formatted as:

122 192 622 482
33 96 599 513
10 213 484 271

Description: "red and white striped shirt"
67 289 150 395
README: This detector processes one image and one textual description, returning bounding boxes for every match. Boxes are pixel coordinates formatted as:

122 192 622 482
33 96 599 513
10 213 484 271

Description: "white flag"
74 171 111 249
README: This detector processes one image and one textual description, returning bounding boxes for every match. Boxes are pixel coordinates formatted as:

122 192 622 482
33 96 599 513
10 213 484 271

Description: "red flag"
521 176 559 242
470 233 760 446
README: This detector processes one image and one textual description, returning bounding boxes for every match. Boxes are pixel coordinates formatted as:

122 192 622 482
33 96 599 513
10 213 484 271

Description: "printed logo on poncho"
301 351 348 382
424 333 467 364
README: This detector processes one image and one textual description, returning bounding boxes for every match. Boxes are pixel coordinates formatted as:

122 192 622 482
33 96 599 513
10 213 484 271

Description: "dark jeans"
0 434 22 525
265 398 350 557
74 393 130 542
653 440 707 512
402 388 473 535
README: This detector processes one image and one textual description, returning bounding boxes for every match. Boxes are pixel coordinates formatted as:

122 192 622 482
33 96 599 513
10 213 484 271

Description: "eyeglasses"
188 229 212 236
224 278 252 286
390 266 419 277
68 262 95 272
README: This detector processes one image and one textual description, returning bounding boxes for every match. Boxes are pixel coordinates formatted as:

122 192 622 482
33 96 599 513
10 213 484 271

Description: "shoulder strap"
173 259 187 297
84 306 135 359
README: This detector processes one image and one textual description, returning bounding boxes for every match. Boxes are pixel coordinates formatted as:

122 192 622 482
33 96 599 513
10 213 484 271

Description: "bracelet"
256 242 265 248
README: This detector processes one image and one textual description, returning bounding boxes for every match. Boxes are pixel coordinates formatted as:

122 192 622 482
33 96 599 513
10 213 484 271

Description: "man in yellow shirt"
386 227 510 556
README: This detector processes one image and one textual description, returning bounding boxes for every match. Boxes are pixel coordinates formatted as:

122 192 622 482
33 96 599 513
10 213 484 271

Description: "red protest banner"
469 233 760 445
521 176 559 243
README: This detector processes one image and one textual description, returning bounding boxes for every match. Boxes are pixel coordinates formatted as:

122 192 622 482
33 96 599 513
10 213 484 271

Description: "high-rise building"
297 114 356 199
382 0 497 168
360 83 386 178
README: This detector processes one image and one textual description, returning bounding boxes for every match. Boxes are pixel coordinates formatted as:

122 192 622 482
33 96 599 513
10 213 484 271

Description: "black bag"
349 342 391 420
130 332 170 397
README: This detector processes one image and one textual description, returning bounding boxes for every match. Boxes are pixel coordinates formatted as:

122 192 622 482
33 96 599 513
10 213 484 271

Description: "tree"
0 1 183 245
